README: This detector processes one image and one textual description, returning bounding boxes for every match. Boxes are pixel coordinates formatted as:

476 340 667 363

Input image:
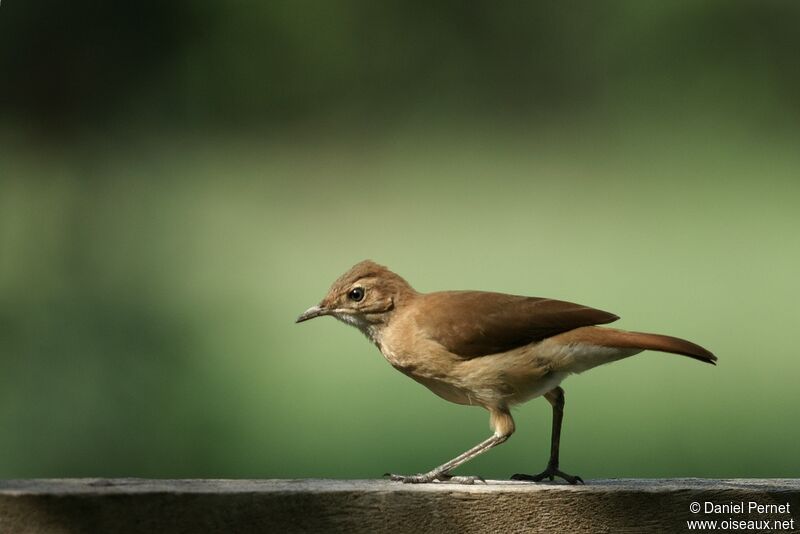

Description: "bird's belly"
379 340 568 408
455 348 570 407
407 360 568 408
507 370 569 405
408 368 569 408
408 375 478 406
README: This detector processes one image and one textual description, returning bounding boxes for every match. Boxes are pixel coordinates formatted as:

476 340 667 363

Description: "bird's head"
296 260 416 334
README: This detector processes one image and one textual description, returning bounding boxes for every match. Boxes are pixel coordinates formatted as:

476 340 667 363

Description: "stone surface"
0 478 798 533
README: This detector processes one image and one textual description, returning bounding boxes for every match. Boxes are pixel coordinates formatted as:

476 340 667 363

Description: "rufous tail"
590 328 717 365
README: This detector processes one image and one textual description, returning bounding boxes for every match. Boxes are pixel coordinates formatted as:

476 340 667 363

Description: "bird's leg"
387 433 507 484
512 387 584 485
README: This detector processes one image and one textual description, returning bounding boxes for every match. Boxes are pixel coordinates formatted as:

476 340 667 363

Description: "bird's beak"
295 305 328 323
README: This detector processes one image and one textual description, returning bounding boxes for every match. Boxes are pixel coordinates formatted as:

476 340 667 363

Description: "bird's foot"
437 472 486 484
511 465 584 485
384 471 485 484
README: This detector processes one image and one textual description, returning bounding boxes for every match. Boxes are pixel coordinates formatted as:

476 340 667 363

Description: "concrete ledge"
1 478 798 533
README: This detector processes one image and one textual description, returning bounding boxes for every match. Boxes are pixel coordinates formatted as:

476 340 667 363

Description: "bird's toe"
511 468 584 485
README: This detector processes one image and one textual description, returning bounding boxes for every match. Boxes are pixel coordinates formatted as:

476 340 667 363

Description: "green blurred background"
1 1 798 480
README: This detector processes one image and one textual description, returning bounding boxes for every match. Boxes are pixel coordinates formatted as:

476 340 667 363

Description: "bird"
296 260 716 484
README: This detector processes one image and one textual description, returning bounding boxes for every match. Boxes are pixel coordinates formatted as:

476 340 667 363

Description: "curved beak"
295 305 327 323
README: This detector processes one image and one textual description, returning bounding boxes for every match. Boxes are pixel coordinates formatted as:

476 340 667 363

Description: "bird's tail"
545 326 716 374
599 328 717 365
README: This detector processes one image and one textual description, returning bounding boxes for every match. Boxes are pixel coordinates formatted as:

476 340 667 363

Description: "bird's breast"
379 345 419 374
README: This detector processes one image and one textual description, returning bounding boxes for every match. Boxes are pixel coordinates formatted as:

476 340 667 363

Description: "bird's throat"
333 313 383 347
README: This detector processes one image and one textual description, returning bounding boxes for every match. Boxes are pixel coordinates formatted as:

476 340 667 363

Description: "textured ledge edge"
1 478 798 534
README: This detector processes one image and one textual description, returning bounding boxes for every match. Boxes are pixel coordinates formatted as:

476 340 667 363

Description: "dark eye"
348 287 365 302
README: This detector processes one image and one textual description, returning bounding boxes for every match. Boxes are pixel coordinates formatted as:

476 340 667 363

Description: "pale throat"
333 312 383 347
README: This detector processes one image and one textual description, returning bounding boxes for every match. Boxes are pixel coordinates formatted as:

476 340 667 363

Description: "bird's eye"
348 287 365 302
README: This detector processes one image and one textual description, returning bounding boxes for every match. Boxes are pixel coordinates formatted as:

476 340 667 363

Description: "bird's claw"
384 472 485 484
385 473 433 483
511 466 584 485
438 473 486 484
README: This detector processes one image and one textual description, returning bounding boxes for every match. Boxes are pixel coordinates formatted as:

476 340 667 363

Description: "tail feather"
597 329 717 365
549 326 717 372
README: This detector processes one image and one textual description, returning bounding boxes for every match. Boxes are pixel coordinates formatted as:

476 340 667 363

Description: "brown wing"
416 291 619 358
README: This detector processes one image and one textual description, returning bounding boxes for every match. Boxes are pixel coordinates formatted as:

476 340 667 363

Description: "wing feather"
416 291 619 358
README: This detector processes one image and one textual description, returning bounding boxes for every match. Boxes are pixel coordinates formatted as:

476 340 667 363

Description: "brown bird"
296 260 716 484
